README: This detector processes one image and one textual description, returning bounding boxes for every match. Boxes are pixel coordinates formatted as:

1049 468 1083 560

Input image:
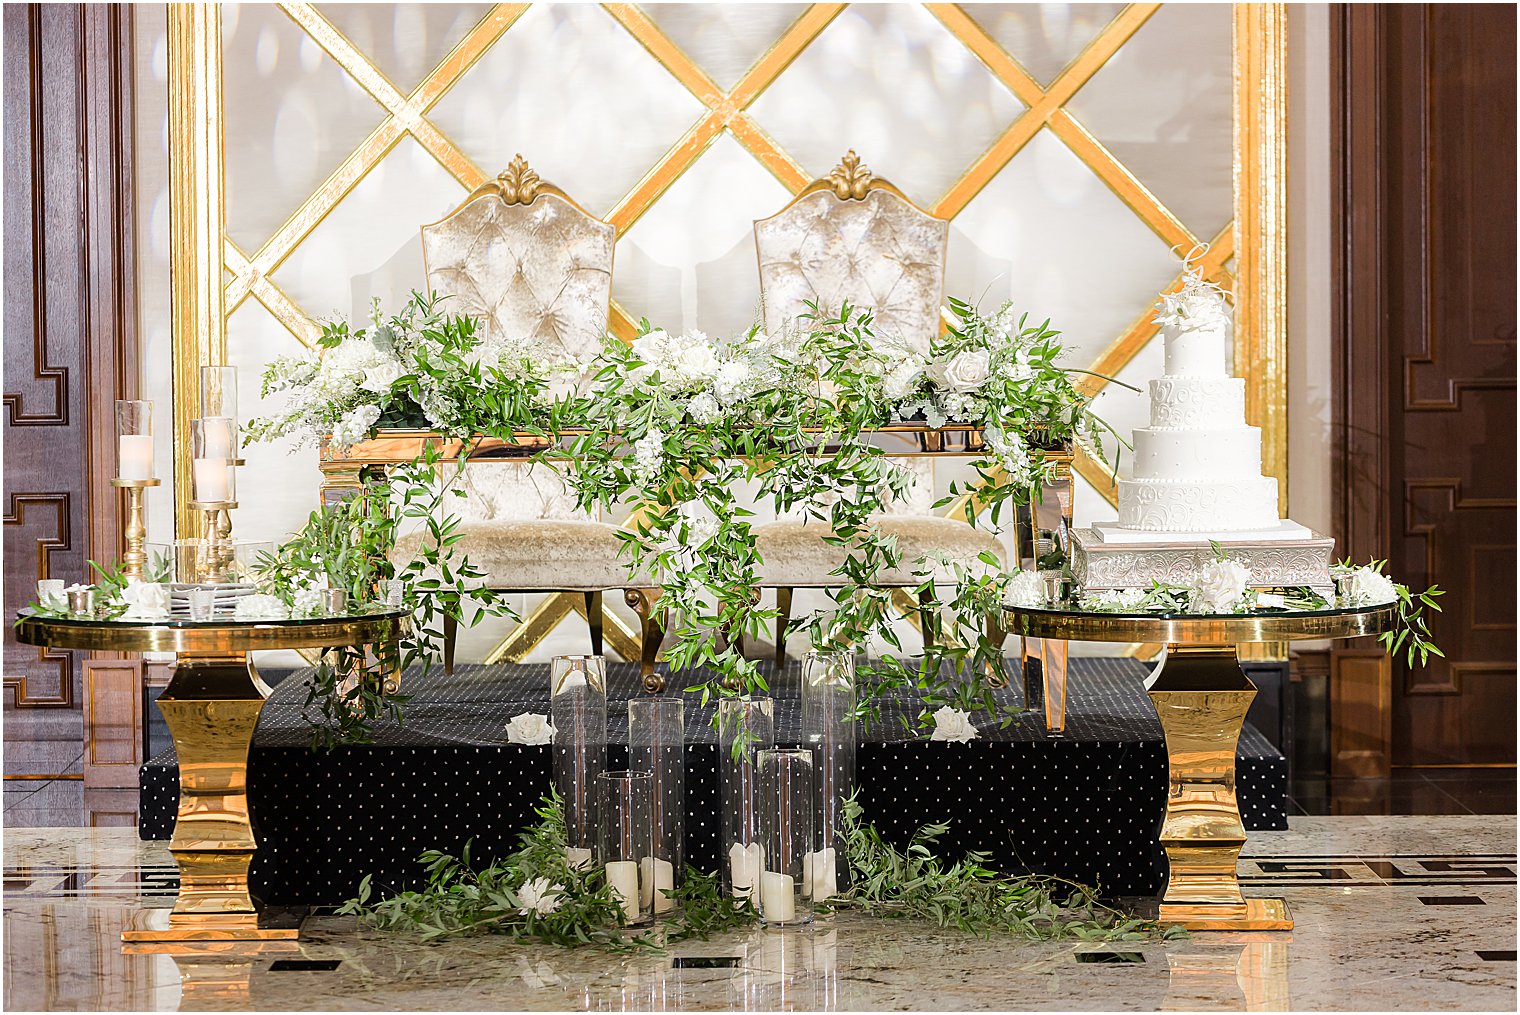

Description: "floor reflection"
1162 940 1290 1012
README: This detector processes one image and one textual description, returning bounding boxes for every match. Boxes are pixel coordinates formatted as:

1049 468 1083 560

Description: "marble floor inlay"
3 817 1515 1011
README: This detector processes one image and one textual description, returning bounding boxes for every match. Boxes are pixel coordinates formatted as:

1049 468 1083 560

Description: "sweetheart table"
14 607 409 943
1002 601 1396 931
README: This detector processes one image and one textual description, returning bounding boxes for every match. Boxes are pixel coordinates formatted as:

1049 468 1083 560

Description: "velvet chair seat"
753 516 1006 587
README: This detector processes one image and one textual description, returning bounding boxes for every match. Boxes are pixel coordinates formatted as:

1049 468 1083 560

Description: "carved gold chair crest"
407 156 662 684
751 152 1006 667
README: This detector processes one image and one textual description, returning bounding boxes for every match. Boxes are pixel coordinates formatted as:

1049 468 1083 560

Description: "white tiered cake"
1072 254 1333 595
1094 264 1309 544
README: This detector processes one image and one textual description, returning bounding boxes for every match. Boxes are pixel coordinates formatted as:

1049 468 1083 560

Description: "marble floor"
2 816 1515 1012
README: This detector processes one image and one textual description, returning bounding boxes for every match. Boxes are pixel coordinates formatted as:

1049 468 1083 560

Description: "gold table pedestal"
1149 645 1291 931
123 653 295 943
1002 603 1395 934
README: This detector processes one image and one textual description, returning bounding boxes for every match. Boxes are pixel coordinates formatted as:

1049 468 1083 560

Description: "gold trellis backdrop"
137 2 1284 662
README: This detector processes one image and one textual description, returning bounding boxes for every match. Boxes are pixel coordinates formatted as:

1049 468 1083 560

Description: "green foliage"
339 794 753 950
825 795 1173 941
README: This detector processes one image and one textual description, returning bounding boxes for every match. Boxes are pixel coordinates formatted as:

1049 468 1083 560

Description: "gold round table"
14 606 410 945
1002 602 1396 932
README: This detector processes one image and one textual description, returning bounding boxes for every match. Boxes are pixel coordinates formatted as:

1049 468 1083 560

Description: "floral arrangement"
341 792 1162 947
1075 546 1444 667
1152 244 1231 334
246 291 580 450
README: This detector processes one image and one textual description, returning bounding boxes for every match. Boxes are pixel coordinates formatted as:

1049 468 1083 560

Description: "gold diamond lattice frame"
168 2 1286 661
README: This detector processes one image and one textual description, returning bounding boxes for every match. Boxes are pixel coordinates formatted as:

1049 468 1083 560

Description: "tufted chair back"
755 151 948 355
422 154 614 363
421 156 613 520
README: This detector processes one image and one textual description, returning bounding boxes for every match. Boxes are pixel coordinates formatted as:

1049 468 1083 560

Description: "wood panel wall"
3 4 137 777
1331 3 1517 767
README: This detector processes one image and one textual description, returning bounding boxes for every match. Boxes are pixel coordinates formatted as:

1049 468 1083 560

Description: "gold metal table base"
1149 643 1290 932
132 653 288 944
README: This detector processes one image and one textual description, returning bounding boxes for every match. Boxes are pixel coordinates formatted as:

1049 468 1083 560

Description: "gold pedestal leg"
1148 644 1291 931
122 653 299 943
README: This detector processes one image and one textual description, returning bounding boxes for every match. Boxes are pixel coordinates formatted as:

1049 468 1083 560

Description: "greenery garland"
339 794 1171 948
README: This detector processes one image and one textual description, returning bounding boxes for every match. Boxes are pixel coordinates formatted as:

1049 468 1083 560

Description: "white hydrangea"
330 403 381 448
688 391 721 423
1005 570 1046 608
1342 566 1399 606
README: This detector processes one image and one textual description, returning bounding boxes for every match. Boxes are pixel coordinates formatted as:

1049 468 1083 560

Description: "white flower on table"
1341 566 1399 607
713 361 753 405
1085 588 1148 612
939 349 991 393
119 580 171 621
330 403 381 449
1189 559 1252 613
234 594 290 621
688 391 721 424
505 712 556 746
516 876 563 917
359 360 404 394
928 705 980 743
1005 570 1046 608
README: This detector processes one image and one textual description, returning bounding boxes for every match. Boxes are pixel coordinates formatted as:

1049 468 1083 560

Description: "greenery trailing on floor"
821 795 1181 941
338 793 755 950
340 794 1176 951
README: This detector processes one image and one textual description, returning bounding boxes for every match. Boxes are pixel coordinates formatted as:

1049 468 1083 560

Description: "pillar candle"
605 859 641 922
192 458 230 503
760 870 795 923
202 416 236 459
729 841 763 898
118 434 154 481
640 856 675 913
564 846 594 871
803 848 838 902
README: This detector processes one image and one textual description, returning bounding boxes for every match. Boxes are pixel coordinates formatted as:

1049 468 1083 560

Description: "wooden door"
2 4 137 777
1333 4 1517 765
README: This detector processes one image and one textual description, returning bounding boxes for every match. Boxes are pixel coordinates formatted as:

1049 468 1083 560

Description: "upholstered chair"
751 151 1008 668
397 155 664 686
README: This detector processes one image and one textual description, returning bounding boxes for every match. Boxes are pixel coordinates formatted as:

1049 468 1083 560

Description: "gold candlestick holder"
189 500 239 583
111 478 161 580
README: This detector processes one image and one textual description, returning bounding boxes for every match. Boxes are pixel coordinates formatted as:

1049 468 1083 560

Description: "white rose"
360 360 404 393
1005 570 1046 608
631 329 669 364
674 341 719 380
1345 567 1398 606
119 580 171 621
928 706 979 743
516 876 563 917
505 712 556 746
941 349 991 393
1189 559 1252 613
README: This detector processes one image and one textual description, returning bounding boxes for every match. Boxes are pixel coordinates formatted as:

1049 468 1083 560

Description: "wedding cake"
1071 251 1333 594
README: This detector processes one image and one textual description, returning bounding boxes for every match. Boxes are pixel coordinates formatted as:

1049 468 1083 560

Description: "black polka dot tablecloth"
138 658 1287 905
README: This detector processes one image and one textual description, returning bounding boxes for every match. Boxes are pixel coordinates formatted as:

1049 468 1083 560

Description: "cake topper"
1153 243 1232 332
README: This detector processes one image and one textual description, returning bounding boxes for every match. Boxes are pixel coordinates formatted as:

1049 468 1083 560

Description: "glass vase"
627 697 684 915
598 770 653 926
718 696 775 900
550 655 607 871
757 749 814 927
801 649 855 902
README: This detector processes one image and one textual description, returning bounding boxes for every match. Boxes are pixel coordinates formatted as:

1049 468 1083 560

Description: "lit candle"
728 841 763 898
193 458 230 503
640 855 675 914
118 434 154 481
605 860 641 922
803 848 838 902
564 846 594 871
760 870 795 923
202 416 236 459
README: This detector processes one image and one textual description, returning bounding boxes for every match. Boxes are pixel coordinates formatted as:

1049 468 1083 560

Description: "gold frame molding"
167 2 1290 660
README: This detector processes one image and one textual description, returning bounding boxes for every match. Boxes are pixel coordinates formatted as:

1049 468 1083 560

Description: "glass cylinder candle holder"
801 650 855 902
200 365 239 426
190 420 235 503
232 541 274 584
187 588 216 622
757 749 814 927
551 655 607 870
147 539 209 584
628 697 684 915
115 400 155 481
598 770 653 927
718 696 775 900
